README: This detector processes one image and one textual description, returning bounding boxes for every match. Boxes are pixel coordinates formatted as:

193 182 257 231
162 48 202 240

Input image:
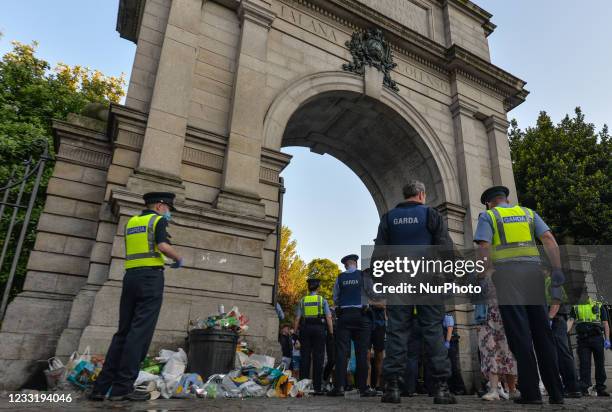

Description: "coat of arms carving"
342 28 399 92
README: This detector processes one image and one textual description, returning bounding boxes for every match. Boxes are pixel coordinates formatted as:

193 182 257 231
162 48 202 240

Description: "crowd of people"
278 181 611 405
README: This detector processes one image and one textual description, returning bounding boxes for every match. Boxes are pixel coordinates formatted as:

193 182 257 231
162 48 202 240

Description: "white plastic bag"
238 380 266 398
159 348 187 398
245 354 275 369
134 371 159 387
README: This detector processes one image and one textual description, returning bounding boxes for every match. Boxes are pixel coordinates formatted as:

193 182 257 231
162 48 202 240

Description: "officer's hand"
551 268 565 286
170 257 184 269
443 340 450 349
605 339 611 350
549 319 553 328
550 286 563 302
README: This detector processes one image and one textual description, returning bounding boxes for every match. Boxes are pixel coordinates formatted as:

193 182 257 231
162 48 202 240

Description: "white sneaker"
482 390 500 401
497 383 509 400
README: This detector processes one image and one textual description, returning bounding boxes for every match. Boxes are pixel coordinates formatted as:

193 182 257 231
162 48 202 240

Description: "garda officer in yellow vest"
91 192 183 401
474 186 564 405
569 298 611 396
293 272 334 395
544 273 582 398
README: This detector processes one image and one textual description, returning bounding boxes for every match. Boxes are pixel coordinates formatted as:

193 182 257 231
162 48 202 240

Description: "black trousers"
551 316 580 393
577 333 607 392
383 305 450 382
498 304 563 401
299 322 326 391
448 339 466 393
403 322 422 394
323 330 335 382
335 308 371 391
93 268 164 396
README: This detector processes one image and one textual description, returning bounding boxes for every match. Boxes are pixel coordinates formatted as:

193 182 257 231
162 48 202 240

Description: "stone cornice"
238 0 277 29
439 0 496 36
52 119 113 170
484 115 510 133
116 0 146 43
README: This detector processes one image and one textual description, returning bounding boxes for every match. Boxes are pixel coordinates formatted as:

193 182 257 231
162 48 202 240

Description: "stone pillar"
484 115 518 204
450 98 482 243
215 0 275 218
132 0 202 190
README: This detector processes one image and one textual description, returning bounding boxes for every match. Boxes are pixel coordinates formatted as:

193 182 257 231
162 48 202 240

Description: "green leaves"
510 108 611 245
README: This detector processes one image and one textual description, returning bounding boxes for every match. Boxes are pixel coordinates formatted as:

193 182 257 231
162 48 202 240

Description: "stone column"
215 0 276 218
131 0 202 193
450 98 482 243
484 115 518 203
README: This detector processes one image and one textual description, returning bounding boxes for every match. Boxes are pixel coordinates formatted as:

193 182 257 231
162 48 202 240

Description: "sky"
1 1 610 267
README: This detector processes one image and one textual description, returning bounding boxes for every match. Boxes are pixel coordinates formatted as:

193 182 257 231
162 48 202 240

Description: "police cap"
143 192 176 211
341 254 359 265
480 186 509 205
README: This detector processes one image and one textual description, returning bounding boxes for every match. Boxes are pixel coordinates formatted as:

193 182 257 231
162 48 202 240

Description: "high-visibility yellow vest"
487 205 540 262
574 299 603 324
124 214 165 269
545 276 568 304
302 295 324 317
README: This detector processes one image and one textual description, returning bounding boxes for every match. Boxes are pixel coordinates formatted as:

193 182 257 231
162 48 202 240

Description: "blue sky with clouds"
2 0 610 267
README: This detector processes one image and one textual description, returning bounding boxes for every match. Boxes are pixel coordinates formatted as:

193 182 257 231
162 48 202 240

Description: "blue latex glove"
605 339 611 350
170 257 183 269
551 268 565 287
444 341 450 349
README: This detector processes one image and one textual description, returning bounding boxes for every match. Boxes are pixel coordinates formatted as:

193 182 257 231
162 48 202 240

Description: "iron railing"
0 139 52 321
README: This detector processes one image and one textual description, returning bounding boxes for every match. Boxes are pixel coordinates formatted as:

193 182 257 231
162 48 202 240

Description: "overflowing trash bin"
41 304 314 400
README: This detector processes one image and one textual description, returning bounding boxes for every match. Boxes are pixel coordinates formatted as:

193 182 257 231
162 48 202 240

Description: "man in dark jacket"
377 180 456 405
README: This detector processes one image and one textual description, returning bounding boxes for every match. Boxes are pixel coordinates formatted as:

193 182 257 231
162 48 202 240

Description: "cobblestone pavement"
1 393 612 411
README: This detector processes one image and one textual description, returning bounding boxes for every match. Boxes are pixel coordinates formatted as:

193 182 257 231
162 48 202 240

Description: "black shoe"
597 390 610 397
312 390 325 396
566 391 582 398
452 389 466 396
381 378 401 404
88 391 106 401
400 391 416 397
326 387 344 397
433 381 457 404
513 397 543 405
360 387 377 397
549 397 565 404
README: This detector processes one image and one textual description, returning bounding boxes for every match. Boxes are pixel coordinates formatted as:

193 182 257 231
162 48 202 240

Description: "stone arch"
263 71 461 213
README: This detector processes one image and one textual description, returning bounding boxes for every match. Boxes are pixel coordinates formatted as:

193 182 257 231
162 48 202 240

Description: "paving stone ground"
1 392 612 411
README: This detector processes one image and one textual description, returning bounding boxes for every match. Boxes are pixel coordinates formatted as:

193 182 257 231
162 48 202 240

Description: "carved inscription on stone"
357 0 430 38
273 2 344 44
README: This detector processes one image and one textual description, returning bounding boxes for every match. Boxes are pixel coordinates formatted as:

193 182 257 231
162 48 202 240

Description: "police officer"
569 298 611 396
444 312 467 395
544 272 582 398
474 186 564 404
376 180 456 404
293 273 334 395
327 254 378 397
90 192 183 401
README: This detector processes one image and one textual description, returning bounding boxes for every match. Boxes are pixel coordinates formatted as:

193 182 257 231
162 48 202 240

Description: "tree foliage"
277 226 306 320
509 108 611 245
304 258 340 306
0 41 125 299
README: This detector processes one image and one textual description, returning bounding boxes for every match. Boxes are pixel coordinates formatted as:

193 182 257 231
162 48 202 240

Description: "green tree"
304 258 340 306
509 108 611 245
277 226 306 321
0 41 125 299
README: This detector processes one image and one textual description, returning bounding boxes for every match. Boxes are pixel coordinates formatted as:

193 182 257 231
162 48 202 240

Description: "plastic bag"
44 358 66 391
238 380 266 398
246 354 275 369
67 360 95 389
274 374 293 398
135 371 159 387
173 373 204 398
159 349 187 398
156 349 177 364
293 379 312 397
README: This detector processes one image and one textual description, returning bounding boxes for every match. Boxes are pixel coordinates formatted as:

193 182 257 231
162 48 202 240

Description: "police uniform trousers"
551 315 580 393
576 327 607 392
323 328 335 383
448 337 466 393
335 308 372 391
402 321 423 394
299 320 326 391
93 268 164 396
494 262 563 401
383 305 450 384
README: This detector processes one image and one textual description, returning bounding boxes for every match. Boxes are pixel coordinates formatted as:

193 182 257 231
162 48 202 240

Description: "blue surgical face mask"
162 211 172 221
346 266 357 273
